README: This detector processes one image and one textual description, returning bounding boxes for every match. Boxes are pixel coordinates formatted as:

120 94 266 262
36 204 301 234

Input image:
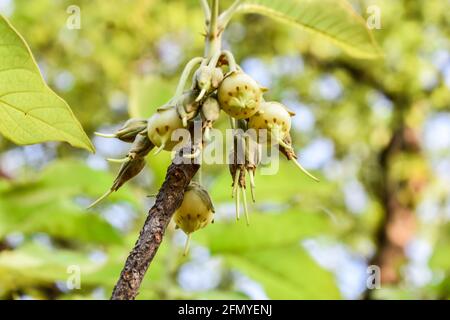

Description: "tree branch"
112 0 222 300
111 154 199 300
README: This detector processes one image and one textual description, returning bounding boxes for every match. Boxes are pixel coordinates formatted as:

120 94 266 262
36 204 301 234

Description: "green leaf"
430 224 450 270
0 15 94 152
0 238 168 296
38 159 140 207
0 160 141 243
129 75 175 118
225 247 340 299
0 243 98 294
0 184 123 244
430 245 450 271
237 0 382 59
193 204 340 299
196 210 333 253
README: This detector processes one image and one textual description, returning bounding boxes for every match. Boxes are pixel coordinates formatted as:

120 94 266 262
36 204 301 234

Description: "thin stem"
291 158 320 182
218 0 242 30
204 0 221 59
210 0 219 38
154 143 166 155
221 50 238 72
235 183 240 220
183 234 192 256
87 189 113 209
195 166 203 185
94 132 116 138
208 49 223 68
232 169 239 198
107 157 130 163
175 57 204 98
241 186 249 226
200 0 211 24
229 116 236 129
249 170 256 203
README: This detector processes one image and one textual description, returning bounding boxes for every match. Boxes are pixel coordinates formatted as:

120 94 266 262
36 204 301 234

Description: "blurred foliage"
0 0 449 300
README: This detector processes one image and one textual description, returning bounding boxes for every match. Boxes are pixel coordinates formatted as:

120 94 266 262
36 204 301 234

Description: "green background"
0 0 449 300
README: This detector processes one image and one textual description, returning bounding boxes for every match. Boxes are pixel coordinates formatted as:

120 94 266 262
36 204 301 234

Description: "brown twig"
111 153 199 300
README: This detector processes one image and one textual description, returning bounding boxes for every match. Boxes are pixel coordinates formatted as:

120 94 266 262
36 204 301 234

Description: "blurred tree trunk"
364 105 429 298
371 127 420 283
304 52 432 298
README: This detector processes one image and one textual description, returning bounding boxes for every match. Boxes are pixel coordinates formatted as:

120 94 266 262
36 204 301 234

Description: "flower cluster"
91 49 318 252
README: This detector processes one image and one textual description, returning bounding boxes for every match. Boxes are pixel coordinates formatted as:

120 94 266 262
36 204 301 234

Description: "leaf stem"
200 0 211 25
218 0 242 30
174 57 204 98
221 50 238 72
210 0 219 38
205 0 221 59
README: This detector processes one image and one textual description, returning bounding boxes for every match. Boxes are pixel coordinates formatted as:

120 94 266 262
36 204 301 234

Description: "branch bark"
111 156 199 300
112 0 219 300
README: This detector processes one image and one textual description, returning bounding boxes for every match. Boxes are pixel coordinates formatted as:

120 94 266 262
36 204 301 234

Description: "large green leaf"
0 237 168 297
0 196 122 244
0 243 98 295
430 224 450 271
194 211 340 299
38 160 140 206
236 0 382 59
0 160 140 243
0 15 94 152
430 245 450 271
196 210 333 253
225 247 340 299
